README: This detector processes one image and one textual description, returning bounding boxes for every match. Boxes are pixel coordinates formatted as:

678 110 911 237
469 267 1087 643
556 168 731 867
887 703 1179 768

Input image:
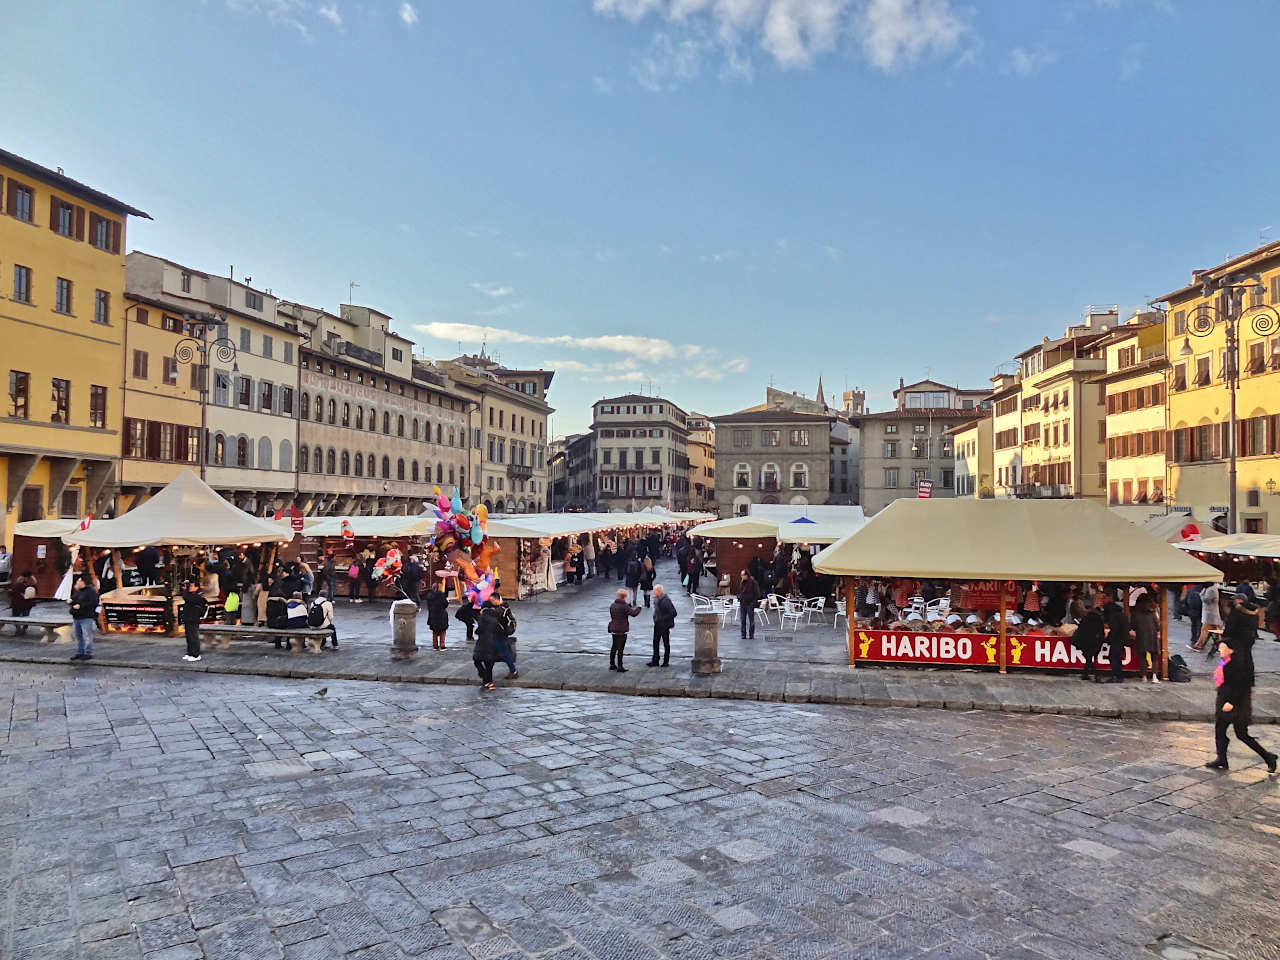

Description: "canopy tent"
814 498 1223 583
776 516 868 545
61 470 294 547
687 516 781 540
485 511 688 540
1175 532 1280 559
12 518 82 538
1139 511 1221 544
750 503 867 525
300 515 437 539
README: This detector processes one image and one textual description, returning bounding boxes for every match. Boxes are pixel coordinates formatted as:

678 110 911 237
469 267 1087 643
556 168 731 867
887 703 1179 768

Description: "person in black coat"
474 603 505 690
608 589 641 672
425 580 450 650
1072 607 1106 681
69 575 99 661
178 579 209 662
456 598 479 643
135 544 161 585
1102 589 1131 683
639 557 656 607
1206 615 1277 773
649 584 677 667
625 556 643 606
403 555 423 608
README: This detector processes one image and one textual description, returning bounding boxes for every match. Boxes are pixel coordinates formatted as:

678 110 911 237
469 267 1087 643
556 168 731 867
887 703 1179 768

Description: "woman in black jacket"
1206 618 1277 773
639 557 656 608
607 589 641 672
425 580 450 650
473 604 504 690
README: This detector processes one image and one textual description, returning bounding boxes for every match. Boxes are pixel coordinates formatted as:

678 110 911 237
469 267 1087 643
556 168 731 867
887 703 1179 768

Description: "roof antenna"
1262 226 1273 243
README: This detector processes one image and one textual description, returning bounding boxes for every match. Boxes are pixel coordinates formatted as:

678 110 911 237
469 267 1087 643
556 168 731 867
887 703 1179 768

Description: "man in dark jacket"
403 554 422 608
487 594 518 678
608 588 641 672
1102 589 1131 683
69 575 99 661
474 603 506 690
1184 584 1203 651
1206 618 1277 773
135 544 161 585
1072 607 1106 681
738 570 762 640
179 579 209 662
649 584 677 667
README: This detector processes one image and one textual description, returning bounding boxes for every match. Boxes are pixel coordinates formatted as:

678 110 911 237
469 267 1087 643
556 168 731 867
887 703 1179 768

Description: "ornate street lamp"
1177 278 1280 533
171 313 238 481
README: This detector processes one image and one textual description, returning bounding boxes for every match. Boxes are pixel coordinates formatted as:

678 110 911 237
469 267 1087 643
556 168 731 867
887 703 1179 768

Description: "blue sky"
6 0 1279 435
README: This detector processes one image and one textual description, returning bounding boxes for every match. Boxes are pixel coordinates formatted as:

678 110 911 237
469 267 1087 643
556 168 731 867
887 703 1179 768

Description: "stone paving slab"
2 664 1279 960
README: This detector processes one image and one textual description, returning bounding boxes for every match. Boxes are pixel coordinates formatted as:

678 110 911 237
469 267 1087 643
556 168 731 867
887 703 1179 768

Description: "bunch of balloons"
428 486 500 605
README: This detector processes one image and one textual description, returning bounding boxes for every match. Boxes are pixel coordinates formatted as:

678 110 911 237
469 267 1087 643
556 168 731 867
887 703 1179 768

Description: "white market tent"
1175 532 1280 559
486 511 699 540
687 516 781 540
12 518 82 538
776 517 867 545
300 515 437 538
61 470 294 547
813 498 1223 583
1139 511 1221 544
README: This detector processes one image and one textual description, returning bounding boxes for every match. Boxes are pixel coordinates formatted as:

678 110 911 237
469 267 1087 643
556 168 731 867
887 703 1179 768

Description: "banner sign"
917 479 933 499
852 628 1141 672
956 579 1019 610
103 602 169 634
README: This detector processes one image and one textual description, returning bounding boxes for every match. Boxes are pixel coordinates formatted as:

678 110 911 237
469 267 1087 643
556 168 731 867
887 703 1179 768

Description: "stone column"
691 610 721 675
390 599 418 660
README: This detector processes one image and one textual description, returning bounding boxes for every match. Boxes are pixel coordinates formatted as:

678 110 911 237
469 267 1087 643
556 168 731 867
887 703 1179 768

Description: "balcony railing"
507 462 533 479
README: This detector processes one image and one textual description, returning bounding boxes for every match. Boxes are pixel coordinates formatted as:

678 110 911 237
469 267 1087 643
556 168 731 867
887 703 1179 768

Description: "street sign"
289 505 304 532
917 479 933 499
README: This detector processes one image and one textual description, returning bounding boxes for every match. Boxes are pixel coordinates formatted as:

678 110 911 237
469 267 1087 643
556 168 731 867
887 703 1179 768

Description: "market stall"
1175 534 1280 604
1140 511 1221 544
61 470 293 634
686 516 779 591
814 498 1223 677
294 514 438 600
10 518 80 600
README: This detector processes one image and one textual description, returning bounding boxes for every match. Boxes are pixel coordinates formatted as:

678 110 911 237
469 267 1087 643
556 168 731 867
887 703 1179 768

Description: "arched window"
382 411 390 434
436 423 442 444
436 463 443 483
459 468 465 492
369 407 377 431
761 463 779 491
356 407 364 430
315 446 325 473
412 461 420 482
341 451 350 475
214 433 226 466
299 446 309 473
448 466 455 485
354 452 363 477
423 463 431 484
397 458 405 480
327 399 336 425
342 403 350 428
326 448 336 475
412 419 419 441
279 439 292 472
734 463 751 489
300 393 310 420
236 436 250 467
313 395 323 422
369 451 376 476
381 455 390 479
790 463 809 490
732 494 751 516
258 436 272 470
397 414 405 437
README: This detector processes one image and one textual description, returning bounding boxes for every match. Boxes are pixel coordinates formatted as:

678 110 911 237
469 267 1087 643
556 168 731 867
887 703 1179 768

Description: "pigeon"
313 687 328 698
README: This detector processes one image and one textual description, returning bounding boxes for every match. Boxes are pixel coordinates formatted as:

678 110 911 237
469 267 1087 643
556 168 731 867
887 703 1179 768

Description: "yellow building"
947 416 992 498
1158 241 1280 533
1090 314 1168 519
0 149 149 546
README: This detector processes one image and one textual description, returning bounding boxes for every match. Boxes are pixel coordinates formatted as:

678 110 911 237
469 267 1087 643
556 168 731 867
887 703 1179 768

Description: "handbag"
348 563 360 578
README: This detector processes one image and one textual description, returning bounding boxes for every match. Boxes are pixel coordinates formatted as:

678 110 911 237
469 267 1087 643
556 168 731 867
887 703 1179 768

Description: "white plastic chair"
755 597 772 627
717 596 738 627
781 600 806 632
925 598 949 621
906 596 926 619
833 599 847 632
691 594 715 614
804 596 826 625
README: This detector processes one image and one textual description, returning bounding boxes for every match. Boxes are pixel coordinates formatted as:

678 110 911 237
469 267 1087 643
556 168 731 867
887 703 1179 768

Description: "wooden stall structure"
814 498 1223 679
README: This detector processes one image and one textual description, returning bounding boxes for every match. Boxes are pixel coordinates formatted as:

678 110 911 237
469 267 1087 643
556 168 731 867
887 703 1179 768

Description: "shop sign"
917 480 933 499
103 602 169 634
1012 633 1140 672
854 628 1142 672
957 579 1018 609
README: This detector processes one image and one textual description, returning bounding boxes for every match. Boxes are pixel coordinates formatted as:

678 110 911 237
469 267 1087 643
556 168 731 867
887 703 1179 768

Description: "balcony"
507 462 533 480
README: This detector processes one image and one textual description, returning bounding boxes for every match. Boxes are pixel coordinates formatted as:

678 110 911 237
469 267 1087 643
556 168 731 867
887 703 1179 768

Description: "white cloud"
1005 43 1058 77
416 321 681 362
317 1 341 25
822 243 843 262
700 249 736 264
858 0 968 71
595 0 967 77
225 0 313 38
592 75 614 94
471 282 514 298
399 1 419 26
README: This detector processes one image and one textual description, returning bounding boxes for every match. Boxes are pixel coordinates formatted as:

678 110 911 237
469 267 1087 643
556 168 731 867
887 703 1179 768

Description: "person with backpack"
347 555 362 603
1205 607 1277 774
179 579 209 663
486 593 518 678
1071 606 1106 681
473 602 506 691
309 593 337 649
608 588 641 672
286 592 308 630
425 579 449 650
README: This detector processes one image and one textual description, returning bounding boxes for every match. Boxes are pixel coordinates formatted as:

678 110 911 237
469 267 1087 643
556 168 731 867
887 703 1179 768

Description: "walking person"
473 601 503 691
1265 575 1280 640
639 556 656 608
608 588 641 672
179 579 209 663
425 579 450 650
1184 584 1203 649
69 574 98 662
584 535 596 579
1205 602 1277 774
1131 594 1161 682
348 555 362 603
649 584 676 667
738 568 762 640
487 592 518 678
625 554 643 606
1194 581 1222 650
1072 605 1106 681
455 597 479 644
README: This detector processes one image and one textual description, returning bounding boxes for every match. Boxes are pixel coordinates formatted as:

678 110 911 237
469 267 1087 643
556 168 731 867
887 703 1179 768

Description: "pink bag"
348 563 360 579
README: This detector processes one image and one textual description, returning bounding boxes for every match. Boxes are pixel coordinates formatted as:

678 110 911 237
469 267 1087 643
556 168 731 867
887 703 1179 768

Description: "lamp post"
171 314 238 482
1177 278 1280 534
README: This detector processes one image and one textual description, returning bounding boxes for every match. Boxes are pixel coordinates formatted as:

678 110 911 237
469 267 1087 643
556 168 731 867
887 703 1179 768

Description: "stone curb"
1 650 1261 725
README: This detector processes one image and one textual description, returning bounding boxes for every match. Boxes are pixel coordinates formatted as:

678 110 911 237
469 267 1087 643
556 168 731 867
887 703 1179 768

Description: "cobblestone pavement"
3 663 1279 960
3 561 1278 723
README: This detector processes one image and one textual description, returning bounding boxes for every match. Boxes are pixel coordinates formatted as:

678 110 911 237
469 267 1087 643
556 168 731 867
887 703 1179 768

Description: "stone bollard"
691 610 721 675
390 600 419 660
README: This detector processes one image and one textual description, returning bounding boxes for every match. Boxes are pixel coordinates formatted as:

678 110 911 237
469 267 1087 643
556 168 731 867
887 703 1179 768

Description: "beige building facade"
591 394 692 511
949 417 992 498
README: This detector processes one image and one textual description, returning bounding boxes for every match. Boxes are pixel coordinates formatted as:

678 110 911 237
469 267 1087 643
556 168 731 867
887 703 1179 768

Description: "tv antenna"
1261 226 1273 243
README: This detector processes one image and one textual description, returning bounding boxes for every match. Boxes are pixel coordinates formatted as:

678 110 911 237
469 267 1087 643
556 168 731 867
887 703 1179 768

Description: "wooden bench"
200 624 332 654
0 614 74 644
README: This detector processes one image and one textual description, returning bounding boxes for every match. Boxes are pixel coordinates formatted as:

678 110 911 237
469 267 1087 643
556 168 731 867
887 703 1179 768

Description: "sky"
5 0 1280 436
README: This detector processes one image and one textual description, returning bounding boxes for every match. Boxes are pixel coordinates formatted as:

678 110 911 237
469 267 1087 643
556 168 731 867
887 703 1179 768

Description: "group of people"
607 581 678 670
